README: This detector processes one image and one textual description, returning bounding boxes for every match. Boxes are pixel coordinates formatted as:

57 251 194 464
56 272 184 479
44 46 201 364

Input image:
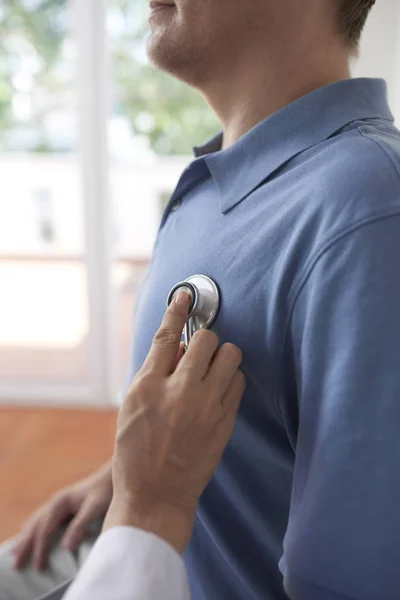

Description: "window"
0 1 91 394
0 0 218 403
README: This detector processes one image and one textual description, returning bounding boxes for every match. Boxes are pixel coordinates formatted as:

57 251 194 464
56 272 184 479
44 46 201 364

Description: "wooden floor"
0 408 117 542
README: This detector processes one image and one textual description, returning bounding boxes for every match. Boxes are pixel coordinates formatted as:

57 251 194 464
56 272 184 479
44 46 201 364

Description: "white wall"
353 0 400 114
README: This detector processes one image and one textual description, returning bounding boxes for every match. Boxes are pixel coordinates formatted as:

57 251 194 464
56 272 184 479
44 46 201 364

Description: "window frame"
0 0 118 406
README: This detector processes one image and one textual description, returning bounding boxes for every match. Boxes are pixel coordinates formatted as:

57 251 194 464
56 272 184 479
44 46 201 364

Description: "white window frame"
0 0 118 406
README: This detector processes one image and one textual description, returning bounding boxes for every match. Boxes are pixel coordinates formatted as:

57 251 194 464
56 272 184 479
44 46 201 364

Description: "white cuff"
64 527 191 600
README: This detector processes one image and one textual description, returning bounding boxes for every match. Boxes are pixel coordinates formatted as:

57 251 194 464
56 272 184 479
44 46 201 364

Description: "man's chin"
147 35 171 68
147 38 189 75
146 33 208 88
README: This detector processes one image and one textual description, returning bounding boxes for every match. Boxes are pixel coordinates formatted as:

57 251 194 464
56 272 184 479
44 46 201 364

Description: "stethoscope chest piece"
167 275 220 346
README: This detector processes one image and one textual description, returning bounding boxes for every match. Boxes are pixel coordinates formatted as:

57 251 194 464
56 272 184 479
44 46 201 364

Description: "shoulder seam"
274 208 400 417
357 123 400 181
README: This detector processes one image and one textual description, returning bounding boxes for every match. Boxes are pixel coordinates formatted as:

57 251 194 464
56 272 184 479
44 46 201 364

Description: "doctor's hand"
103 290 245 553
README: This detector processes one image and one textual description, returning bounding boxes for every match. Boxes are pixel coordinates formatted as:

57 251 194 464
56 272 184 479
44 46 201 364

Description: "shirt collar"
193 78 394 214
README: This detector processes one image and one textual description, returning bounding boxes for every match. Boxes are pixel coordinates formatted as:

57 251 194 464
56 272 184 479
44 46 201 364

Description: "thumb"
61 501 96 551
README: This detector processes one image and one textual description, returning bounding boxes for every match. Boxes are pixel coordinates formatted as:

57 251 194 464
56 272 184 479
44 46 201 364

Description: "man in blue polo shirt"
4 0 400 599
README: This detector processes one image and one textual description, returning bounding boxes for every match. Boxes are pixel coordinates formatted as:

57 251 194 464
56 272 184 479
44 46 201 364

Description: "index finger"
142 290 192 376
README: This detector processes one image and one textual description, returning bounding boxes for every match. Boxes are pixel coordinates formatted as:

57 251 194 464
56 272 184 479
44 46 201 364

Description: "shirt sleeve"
63 527 191 600
280 213 400 600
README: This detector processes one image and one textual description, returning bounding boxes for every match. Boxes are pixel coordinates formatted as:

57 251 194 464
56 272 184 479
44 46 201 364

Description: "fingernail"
174 290 191 307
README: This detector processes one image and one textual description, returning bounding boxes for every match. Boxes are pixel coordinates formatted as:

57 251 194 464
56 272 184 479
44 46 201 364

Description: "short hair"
338 0 376 47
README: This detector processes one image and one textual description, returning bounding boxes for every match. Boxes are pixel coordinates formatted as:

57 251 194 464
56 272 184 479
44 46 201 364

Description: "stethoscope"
167 275 220 347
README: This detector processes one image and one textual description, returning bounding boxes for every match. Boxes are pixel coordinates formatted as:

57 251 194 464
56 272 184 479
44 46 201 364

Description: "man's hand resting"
104 290 245 553
13 462 113 571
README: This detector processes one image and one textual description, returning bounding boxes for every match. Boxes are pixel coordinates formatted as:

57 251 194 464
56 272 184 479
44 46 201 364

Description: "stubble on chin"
146 23 208 86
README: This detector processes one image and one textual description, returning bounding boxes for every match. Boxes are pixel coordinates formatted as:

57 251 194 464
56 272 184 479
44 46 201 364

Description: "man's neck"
201 38 351 150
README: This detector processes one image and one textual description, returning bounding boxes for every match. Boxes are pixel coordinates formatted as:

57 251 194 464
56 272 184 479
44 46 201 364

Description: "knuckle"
169 373 190 396
115 426 128 447
132 372 153 391
220 343 243 365
193 329 219 346
24 513 39 530
153 327 181 346
167 301 186 317
51 490 66 505
179 362 200 383
129 373 157 400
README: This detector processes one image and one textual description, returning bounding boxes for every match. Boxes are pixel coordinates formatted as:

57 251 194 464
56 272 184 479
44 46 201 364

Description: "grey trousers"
0 527 99 600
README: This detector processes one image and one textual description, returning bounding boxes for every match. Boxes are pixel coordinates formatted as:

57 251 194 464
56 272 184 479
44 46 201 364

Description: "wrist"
103 496 196 554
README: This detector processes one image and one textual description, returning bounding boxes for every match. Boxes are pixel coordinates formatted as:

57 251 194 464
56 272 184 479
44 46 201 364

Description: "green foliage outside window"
0 0 219 155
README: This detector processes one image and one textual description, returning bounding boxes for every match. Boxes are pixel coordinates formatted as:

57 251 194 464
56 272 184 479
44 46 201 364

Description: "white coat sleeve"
63 527 191 600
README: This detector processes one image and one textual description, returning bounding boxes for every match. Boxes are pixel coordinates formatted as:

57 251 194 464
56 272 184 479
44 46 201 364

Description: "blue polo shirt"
129 78 400 600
